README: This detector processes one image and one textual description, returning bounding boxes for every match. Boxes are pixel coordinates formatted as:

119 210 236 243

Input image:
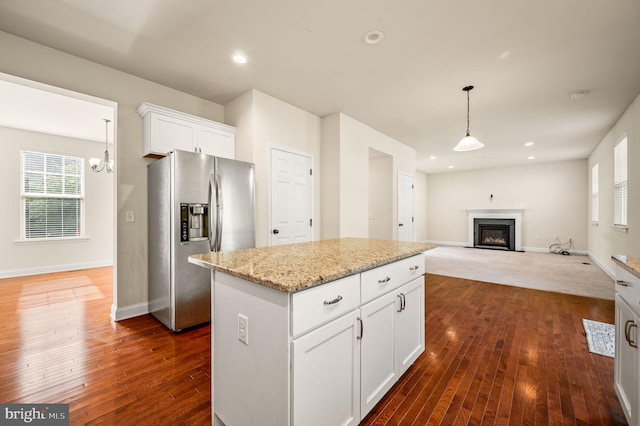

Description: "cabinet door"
196 126 235 159
396 276 425 375
615 294 638 425
149 112 195 154
292 310 361 426
360 291 398 415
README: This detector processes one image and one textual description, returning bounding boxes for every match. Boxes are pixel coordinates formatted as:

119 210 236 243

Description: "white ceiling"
1 0 639 173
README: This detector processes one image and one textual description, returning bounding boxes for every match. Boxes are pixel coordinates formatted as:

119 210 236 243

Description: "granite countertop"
189 238 436 293
612 255 640 279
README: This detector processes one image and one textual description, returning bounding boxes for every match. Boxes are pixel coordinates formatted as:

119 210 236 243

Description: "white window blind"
21 151 84 239
614 137 628 227
591 163 598 222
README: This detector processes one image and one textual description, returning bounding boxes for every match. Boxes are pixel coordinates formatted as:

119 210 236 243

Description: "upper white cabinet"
137 102 235 158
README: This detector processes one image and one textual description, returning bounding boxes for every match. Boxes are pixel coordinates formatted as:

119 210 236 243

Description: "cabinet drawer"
361 255 424 304
291 274 360 337
616 265 640 314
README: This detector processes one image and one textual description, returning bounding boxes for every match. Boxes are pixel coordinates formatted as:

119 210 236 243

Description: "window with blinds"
21 151 85 239
614 137 628 227
591 163 598 222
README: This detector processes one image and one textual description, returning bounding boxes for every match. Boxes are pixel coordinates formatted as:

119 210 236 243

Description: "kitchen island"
189 238 436 426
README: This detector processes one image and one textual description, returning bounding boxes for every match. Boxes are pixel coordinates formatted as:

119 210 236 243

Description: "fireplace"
467 209 523 251
473 218 516 251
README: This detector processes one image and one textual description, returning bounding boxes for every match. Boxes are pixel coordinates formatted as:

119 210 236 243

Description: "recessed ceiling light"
362 30 385 45
232 54 247 64
429 155 437 160
524 141 534 147
528 156 536 160
448 165 454 169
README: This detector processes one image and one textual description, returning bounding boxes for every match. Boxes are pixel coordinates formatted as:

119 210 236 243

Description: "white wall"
426 159 588 252
0 31 225 319
225 89 323 247
588 92 640 276
0 127 113 277
321 113 417 240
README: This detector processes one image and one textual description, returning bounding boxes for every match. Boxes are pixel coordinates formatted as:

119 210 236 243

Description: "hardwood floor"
362 274 625 426
0 267 211 425
0 269 626 425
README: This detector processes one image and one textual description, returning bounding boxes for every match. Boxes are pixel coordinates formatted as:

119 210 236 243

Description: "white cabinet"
292 310 361 426
614 264 640 426
615 294 638 424
137 102 235 158
211 255 425 426
360 276 425 414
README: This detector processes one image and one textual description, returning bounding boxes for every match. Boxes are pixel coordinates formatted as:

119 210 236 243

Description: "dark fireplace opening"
474 218 516 251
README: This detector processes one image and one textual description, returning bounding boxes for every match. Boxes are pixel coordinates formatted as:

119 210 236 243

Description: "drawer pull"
617 280 631 287
410 265 420 271
323 295 343 306
378 277 391 284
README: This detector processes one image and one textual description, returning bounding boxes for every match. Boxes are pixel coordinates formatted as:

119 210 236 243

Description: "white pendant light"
453 85 484 152
89 119 114 173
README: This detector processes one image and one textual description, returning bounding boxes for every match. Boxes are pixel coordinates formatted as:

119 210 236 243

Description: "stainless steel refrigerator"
148 149 255 331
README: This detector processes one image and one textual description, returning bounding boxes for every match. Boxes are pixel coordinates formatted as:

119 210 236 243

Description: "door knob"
272 229 279 234
399 223 404 227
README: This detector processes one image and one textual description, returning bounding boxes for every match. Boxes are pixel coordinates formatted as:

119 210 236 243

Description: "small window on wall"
21 151 85 239
614 136 628 227
591 163 598 223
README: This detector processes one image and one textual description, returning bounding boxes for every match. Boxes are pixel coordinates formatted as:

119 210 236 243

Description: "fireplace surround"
467 209 523 251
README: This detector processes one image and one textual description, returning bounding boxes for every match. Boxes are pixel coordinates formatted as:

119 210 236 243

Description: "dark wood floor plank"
0 269 626 425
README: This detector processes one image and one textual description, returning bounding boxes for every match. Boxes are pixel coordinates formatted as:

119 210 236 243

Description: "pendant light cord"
466 89 470 136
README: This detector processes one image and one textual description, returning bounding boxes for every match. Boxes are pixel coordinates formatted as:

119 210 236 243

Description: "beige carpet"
424 246 614 300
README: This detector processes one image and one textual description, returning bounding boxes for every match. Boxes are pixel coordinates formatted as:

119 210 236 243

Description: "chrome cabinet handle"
400 293 406 311
410 265 420 271
357 317 363 340
617 280 630 287
625 320 632 344
397 294 403 312
323 295 343 306
378 277 391 284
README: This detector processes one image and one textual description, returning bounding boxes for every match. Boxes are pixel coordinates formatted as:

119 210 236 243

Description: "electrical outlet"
238 313 249 345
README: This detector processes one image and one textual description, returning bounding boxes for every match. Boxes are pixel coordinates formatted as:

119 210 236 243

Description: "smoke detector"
569 90 589 100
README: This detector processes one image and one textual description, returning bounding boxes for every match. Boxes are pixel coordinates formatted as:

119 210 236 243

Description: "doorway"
0 71 117 307
368 148 393 240
398 171 415 242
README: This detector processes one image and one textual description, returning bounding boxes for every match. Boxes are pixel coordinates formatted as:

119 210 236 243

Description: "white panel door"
292 310 361 426
270 148 312 245
398 172 415 242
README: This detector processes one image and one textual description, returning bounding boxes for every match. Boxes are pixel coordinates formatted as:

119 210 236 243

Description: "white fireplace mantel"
467 209 524 251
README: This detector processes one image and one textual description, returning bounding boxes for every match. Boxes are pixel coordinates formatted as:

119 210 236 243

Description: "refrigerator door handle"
208 175 215 252
214 174 223 252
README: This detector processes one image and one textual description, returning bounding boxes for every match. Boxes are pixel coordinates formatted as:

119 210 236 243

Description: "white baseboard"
587 252 615 280
0 260 113 279
111 302 149 321
425 241 589 256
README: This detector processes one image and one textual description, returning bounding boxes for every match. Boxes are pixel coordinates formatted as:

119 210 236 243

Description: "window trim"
20 150 86 241
591 163 599 223
613 135 628 228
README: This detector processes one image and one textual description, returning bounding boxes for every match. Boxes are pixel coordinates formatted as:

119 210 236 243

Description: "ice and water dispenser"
180 203 209 243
